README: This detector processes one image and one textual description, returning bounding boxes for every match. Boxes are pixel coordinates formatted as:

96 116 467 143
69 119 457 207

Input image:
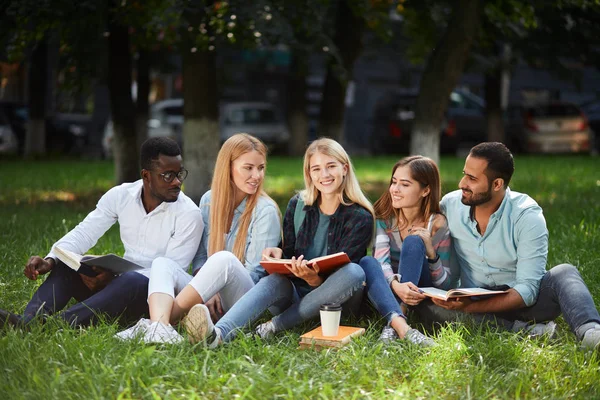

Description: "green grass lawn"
1 155 599 399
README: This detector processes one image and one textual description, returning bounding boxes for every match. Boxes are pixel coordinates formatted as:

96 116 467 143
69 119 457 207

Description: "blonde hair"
208 133 276 263
300 138 374 217
373 155 441 230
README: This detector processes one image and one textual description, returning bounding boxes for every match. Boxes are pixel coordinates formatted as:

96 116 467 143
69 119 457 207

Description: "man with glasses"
1 137 203 328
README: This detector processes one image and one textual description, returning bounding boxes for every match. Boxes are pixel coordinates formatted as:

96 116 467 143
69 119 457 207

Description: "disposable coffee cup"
319 303 342 336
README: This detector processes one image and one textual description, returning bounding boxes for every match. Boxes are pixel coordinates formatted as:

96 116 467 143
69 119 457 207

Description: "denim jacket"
192 190 282 283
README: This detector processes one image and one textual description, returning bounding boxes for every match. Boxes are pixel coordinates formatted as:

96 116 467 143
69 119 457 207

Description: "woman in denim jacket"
116 133 281 343
184 138 375 346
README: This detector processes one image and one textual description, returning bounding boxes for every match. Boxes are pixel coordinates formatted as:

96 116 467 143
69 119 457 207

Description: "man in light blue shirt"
416 142 600 350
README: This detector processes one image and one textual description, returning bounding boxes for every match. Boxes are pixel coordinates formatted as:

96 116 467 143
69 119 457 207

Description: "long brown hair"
373 155 441 230
300 138 374 217
208 133 275 263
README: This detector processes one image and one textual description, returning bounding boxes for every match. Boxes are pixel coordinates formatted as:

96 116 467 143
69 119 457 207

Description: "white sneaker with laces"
255 321 276 339
114 318 152 341
404 329 437 347
143 321 184 344
581 324 600 350
182 304 219 347
379 326 400 343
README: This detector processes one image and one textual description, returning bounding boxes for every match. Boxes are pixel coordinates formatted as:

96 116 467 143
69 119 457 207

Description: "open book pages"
420 287 508 301
53 246 143 276
53 246 88 272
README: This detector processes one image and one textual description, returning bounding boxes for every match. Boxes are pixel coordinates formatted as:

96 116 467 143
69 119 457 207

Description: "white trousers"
147 251 255 312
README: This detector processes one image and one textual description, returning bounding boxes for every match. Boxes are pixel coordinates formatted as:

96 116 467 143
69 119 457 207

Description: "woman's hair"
300 137 374 217
208 133 275 263
373 155 441 230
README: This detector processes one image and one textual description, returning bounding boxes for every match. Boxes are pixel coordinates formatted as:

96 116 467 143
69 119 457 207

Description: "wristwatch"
427 253 440 264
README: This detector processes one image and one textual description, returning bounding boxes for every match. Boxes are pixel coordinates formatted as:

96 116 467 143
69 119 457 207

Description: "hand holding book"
281 255 323 287
260 252 351 277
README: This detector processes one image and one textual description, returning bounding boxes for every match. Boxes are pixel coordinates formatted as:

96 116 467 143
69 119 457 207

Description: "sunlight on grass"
1 155 599 398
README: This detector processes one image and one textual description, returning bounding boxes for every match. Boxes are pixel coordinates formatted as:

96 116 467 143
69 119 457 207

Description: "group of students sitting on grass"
2 135 599 350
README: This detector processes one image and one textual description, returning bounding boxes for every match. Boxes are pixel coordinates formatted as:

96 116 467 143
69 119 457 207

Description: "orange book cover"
260 252 351 275
299 326 365 349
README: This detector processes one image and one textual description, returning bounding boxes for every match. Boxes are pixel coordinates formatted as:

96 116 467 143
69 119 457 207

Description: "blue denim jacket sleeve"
191 192 211 274
513 206 548 306
244 200 282 282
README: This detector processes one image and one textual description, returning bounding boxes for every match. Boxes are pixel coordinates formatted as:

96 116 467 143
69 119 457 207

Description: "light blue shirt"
191 190 282 283
440 188 548 306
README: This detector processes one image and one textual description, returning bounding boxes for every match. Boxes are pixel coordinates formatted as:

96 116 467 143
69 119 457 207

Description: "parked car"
370 88 486 155
102 98 184 158
103 100 290 157
581 100 600 153
505 102 592 154
219 102 290 152
0 101 89 155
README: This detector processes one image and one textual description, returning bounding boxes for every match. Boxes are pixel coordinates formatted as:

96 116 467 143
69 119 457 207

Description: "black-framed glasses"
158 169 188 183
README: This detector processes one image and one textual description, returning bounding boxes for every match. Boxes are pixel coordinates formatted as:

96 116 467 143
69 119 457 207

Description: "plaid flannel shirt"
281 193 374 263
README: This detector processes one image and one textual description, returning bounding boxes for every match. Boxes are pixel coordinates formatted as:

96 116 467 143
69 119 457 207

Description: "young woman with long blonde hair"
183 138 374 346
116 133 281 343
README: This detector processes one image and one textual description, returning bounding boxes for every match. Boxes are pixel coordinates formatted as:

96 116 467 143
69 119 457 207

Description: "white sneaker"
114 318 152 341
581 324 600 350
143 321 184 344
404 329 437 348
379 326 400 343
512 320 557 339
182 304 218 347
255 321 276 339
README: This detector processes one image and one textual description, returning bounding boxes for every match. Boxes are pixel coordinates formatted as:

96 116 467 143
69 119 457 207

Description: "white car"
102 99 184 158
103 100 290 157
219 102 290 151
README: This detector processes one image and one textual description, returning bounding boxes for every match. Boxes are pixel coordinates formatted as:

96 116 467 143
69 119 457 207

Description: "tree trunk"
287 53 309 155
25 38 48 156
485 68 504 143
107 14 138 184
136 50 150 150
318 0 364 143
182 48 219 204
411 0 483 163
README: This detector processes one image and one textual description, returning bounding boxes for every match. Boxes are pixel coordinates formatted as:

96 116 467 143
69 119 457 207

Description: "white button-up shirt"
47 180 203 277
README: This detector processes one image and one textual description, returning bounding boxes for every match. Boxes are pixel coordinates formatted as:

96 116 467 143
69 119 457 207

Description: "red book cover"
260 252 351 275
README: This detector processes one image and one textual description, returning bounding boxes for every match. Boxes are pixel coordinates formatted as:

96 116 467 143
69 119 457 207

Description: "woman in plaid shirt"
359 156 450 346
184 138 381 346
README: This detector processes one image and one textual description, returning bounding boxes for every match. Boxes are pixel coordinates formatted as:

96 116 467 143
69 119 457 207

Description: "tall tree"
107 7 139 183
25 38 49 156
409 0 483 163
318 0 365 142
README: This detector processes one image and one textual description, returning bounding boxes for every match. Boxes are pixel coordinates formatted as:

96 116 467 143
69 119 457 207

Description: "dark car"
505 102 592 154
0 101 89 154
370 88 486 155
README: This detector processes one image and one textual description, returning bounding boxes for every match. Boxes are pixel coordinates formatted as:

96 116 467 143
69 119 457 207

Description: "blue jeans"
414 264 600 340
359 256 404 324
23 262 149 327
399 235 433 287
215 262 366 341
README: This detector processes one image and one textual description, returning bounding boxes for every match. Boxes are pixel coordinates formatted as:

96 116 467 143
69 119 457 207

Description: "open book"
53 246 143 277
420 287 508 301
260 252 351 275
299 326 365 350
